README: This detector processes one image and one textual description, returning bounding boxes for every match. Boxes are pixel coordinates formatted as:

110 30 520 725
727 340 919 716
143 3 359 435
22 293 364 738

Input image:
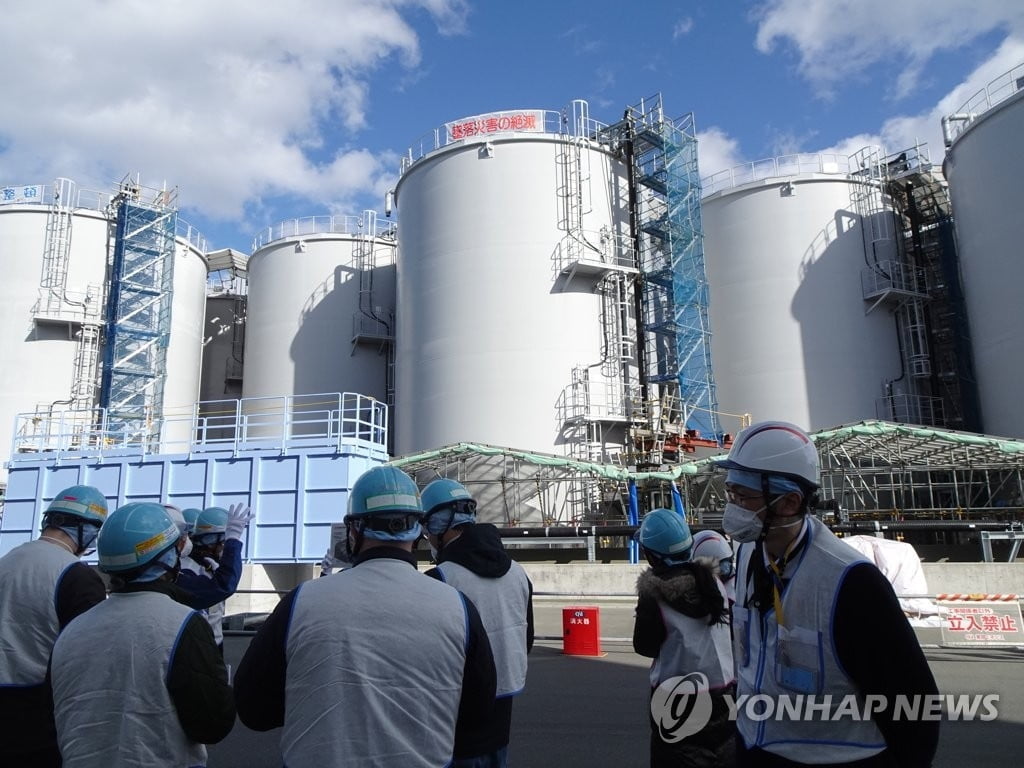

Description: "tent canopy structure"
388 421 1024 526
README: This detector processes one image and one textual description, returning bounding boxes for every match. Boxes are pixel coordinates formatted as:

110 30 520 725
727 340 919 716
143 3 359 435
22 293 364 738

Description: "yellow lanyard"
765 530 804 628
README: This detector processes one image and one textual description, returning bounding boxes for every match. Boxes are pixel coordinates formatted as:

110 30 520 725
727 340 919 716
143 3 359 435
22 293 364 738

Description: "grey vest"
649 578 734 690
0 539 78 685
283 557 469 767
51 591 205 767
733 517 887 761
436 559 530 696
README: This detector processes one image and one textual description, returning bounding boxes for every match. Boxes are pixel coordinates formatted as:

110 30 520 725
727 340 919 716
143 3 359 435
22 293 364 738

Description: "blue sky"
2 1 1023 253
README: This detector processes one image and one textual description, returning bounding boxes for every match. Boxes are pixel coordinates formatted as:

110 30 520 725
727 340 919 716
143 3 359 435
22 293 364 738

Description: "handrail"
10 391 389 461
399 108 610 175
944 60 1024 145
0 180 208 252
701 153 855 196
252 214 397 251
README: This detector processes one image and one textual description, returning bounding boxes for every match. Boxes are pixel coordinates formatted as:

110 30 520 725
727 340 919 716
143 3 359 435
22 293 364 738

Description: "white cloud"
819 36 1024 163
696 127 745 180
753 0 1024 99
673 18 694 40
0 1 467 222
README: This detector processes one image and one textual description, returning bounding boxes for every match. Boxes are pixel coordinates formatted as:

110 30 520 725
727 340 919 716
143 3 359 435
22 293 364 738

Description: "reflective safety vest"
283 558 470 767
51 591 205 768
733 516 887 762
649 578 734 691
436 559 530 696
0 539 78 685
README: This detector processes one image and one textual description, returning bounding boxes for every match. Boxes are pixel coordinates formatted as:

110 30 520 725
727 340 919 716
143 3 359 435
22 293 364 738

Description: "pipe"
941 114 974 148
493 519 1022 539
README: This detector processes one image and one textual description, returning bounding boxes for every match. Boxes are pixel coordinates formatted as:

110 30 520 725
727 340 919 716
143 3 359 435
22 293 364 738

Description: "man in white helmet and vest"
235 465 497 767
0 484 109 767
420 478 534 768
633 508 735 767
691 529 737 605
719 420 939 767
49 502 235 766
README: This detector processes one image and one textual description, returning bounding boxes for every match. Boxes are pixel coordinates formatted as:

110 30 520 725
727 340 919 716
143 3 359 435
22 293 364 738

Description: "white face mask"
722 502 766 542
180 536 193 559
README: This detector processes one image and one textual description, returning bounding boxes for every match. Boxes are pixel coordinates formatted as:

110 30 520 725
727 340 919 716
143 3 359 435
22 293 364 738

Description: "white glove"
225 502 253 541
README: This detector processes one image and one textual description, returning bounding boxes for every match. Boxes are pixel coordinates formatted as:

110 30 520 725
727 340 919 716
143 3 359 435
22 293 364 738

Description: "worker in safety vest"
691 529 736 605
186 504 251 649
421 478 534 768
633 508 735 768
721 420 939 767
0 485 109 767
50 502 234 767
235 465 497 767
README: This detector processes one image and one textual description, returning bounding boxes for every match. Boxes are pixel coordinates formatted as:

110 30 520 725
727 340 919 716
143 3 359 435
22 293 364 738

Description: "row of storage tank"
1 72 1022 474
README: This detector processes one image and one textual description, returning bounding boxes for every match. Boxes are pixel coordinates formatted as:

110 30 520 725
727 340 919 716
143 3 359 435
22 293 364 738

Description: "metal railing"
399 107 610 175
252 214 397 251
944 61 1024 145
10 391 388 460
0 180 208 252
701 153 854 197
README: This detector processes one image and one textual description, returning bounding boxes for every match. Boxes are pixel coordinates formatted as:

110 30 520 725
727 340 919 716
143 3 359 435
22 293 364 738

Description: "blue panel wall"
0 446 386 563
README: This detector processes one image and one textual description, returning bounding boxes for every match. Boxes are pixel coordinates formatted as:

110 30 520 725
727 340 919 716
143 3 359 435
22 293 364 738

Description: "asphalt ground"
212 600 1024 767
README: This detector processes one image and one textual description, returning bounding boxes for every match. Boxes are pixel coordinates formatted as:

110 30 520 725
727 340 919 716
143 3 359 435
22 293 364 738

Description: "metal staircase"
888 153 981 430
855 145 978 429
621 95 721 443
99 179 177 442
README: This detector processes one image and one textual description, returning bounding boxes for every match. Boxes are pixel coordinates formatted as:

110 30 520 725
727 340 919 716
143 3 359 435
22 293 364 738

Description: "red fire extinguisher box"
562 606 601 656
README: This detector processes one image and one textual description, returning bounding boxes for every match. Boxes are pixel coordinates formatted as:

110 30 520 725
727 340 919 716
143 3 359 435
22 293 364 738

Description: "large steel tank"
393 107 633 456
701 156 903 431
943 64 1024 438
0 180 209 470
243 215 396 409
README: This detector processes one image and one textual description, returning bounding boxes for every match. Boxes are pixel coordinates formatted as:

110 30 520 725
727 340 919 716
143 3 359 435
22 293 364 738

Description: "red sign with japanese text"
445 110 545 142
939 600 1024 647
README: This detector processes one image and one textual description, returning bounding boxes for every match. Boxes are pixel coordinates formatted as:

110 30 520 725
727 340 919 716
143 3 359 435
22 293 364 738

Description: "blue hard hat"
346 466 422 542
97 502 180 574
194 507 229 537
44 485 108 526
638 508 693 559
420 478 476 535
182 508 202 535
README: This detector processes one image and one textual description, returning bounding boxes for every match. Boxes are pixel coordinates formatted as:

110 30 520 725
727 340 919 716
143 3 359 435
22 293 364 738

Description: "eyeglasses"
725 487 764 506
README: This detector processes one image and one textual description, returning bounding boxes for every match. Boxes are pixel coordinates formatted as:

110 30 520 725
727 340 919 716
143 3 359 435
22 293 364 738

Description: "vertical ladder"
40 178 75 315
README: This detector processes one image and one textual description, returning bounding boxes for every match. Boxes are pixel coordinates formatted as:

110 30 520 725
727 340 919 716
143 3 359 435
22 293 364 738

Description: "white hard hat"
718 420 819 489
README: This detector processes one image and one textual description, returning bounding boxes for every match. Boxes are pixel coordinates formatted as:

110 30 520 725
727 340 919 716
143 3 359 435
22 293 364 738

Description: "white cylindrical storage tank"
243 216 396 409
943 68 1024 438
160 232 210 447
702 158 902 430
394 108 632 456
0 180 209 473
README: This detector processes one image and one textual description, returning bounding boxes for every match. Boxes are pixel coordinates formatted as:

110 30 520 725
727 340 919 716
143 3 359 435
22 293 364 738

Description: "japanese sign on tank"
0 185 43 204
939 599 1024 647
446 110 545 141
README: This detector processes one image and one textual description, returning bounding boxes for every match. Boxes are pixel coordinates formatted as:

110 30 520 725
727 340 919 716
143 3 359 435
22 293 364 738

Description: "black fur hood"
636 557 725 621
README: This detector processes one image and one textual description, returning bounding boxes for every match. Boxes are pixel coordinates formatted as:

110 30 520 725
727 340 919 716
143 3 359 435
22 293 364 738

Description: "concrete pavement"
211 599 1024 767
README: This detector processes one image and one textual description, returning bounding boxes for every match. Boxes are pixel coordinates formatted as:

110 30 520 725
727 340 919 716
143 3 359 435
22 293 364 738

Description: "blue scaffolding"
99 187 177 441
627 96 721 441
